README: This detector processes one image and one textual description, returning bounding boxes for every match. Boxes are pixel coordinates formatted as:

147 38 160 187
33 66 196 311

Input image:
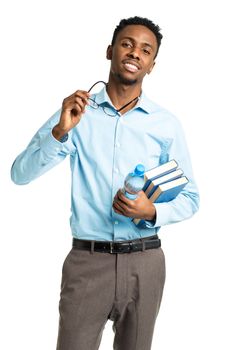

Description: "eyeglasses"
87 81 140 117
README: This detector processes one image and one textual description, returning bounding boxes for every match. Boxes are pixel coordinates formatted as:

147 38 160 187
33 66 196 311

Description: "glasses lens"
103 106 117 117
88 98 98 109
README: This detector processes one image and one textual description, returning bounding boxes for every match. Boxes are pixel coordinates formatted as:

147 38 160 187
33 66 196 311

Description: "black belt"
72 235 161 254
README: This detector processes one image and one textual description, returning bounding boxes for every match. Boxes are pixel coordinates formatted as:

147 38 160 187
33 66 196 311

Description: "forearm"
142 119 200 229
11 87 89 185
154 118 199 226
154 184 199 227
11 131 66 185
11 110 72 185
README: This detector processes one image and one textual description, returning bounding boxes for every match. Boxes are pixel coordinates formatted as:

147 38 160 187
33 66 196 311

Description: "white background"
1 0 230 349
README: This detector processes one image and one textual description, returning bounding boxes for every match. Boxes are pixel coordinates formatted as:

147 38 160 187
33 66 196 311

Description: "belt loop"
90 241 95 254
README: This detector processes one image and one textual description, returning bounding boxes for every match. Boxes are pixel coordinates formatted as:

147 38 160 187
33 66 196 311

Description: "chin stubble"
115 73 137 86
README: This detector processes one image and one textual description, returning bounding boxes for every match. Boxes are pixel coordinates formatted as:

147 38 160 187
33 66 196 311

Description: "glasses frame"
87 81 139 117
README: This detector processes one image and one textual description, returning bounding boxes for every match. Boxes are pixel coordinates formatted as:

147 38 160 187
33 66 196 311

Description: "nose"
127 48 140 60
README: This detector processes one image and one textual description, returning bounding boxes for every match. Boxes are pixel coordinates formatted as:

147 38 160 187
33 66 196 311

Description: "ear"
106 45 112 60
147 61 155 75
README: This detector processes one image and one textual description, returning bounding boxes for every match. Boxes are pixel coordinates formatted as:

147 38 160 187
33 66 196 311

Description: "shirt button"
114 221 119 225
114 168 119 173
116 142 120 148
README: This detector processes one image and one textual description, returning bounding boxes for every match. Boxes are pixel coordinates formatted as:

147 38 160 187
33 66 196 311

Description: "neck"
106 74 142 114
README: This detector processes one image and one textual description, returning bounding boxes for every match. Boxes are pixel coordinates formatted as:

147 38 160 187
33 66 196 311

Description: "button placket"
111 118 123 238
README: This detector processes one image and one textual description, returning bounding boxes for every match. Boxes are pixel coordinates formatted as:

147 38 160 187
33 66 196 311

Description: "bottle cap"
134 164 145 176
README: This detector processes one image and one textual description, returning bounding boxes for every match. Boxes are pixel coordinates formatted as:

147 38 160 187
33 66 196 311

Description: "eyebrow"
121 36 154 50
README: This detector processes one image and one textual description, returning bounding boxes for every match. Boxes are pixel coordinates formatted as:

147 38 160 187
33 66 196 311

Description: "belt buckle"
120 242 133 253
109 241 119 254
109 241 133 254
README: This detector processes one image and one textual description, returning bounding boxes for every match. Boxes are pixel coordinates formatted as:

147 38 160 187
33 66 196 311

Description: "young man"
11 16 199 350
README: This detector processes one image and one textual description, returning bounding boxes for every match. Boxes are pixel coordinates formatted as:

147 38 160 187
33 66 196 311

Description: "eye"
143 48 151 55
121 41 133 48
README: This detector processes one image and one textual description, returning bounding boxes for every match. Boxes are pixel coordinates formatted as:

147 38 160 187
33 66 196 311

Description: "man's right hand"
52 90 90 141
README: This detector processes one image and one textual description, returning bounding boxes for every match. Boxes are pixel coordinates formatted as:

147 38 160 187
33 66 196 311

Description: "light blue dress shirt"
11 87 199 241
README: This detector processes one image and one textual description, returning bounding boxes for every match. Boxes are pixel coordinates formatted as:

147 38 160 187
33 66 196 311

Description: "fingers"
63 90 90 115
113 190 130 209
71 97 87 116
113 189 136 216
113 201 134 217
113 197 126 213
112 190 148 218
74 91 90 113
117 189 133 204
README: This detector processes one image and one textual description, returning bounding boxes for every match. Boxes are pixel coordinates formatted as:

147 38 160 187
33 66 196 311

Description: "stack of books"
133 159 188 226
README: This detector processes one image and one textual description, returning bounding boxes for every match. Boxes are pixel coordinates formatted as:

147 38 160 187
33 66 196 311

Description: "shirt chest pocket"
144 134 172 169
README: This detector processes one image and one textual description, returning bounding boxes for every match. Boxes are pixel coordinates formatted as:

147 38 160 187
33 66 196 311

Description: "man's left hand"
112 189 156 221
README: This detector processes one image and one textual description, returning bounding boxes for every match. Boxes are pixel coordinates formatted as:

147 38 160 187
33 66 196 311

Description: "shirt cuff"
143 219 156 228
132 215 156 229
154 202 173 227
59 133 69 143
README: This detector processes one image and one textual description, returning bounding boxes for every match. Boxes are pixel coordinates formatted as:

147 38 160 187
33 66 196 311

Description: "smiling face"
107 24 158 86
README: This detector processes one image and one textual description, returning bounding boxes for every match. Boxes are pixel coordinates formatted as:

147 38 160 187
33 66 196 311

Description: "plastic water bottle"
122 164 145 199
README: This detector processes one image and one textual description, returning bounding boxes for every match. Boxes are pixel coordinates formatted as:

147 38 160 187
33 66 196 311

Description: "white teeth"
124 63 138 72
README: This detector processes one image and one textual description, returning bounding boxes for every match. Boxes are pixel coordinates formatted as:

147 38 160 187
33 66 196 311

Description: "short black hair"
111 16 163 58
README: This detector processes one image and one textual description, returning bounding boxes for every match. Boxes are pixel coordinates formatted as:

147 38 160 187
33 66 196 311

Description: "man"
11 16 199 350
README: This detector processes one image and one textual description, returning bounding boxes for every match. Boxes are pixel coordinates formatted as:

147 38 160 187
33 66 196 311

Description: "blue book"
148 176 188 203
133 176 188 226
145 168 183 198
142 159 178 192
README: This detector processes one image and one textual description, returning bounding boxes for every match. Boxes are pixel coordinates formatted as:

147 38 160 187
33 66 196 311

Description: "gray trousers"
56 243 165 350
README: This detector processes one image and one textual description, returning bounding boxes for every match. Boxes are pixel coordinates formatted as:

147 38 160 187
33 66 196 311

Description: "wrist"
52 124 69 141
144 204 156 221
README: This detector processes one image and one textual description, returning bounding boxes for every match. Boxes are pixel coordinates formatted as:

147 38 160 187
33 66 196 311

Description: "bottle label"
124 191 138 200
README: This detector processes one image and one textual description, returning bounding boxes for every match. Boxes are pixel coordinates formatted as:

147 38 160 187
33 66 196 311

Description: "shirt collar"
94 86 160 116
94 86 112 106
135 92 160 114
